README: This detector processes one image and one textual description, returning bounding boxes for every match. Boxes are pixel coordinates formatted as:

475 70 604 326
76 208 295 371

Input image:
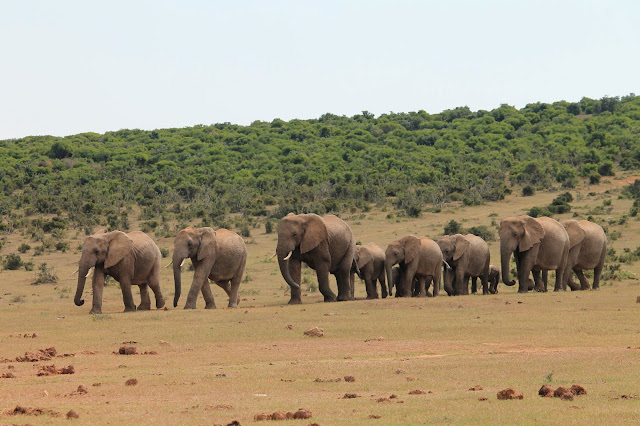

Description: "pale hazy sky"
1 0 638 140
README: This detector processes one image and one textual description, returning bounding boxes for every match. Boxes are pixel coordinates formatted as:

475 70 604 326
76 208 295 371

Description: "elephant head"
172 227 217 307
353 244 373 279
384 235 421 293
499 215 544 286
437 234 470 264
276 213 328 290
74 230 133 307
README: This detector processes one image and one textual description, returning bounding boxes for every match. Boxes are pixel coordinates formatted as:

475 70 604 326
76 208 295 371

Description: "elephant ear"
402 235 421 264
356 246 373 269
104 231 133 269
519 216 545 252
453 235 470 261
300 214 328 254
197 227 217 261
563 220 586 249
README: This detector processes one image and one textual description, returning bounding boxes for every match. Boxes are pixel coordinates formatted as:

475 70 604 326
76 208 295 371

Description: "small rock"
469 385 483 391
394 369 406 374
284 325 293 330
376 397 390 403
125 378 138 386
497 388 523 400
344 376 355 382
76 385 88 394
303 327 324 337
553 387 570 398
368 414 382 419
478 397 488 401
66 410 80 419
118 346 137 355
389 394 398 399
538 385 554 397
254 413 269 421
1 372 16 378
292 409 312 419
561 393 574 401
570 384 587 395
270 410 287 420
342 393 359 399
408 389 426 395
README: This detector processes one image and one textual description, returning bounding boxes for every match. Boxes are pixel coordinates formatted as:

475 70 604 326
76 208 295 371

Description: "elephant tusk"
270 253 277 258
165 261 173 268
283 251 292 261
72 268 79 275
85 267 94 278
180 258 186 267
443 261 451 269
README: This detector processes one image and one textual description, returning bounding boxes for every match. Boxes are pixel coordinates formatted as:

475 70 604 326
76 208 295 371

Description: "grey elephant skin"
276 213 355 304
469 264 500 294
499 215 570 292
385 235 443 297
75 230 165 314
438 234 491 295
351 243 387 299
390 265 429 297
561 219 607 290
173 227 247 309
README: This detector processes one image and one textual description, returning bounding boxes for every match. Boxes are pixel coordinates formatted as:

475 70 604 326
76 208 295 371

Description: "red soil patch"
497 388 523 400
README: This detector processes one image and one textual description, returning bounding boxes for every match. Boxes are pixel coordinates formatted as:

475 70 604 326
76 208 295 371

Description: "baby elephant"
351 243 387 299
438 234 490 295
471 264 500 294
390 266 429 297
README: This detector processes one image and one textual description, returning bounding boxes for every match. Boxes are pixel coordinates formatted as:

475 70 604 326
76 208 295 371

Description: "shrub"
160 247 170 258
32 263 58 285
528 206 552 218
18 243 31 253
444 220 464 235
522 186 535 196
3 253 23 270
466 225 496 242
265 220 273 234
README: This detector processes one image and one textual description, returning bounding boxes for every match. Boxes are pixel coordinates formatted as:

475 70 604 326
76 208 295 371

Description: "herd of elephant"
73 213 607 314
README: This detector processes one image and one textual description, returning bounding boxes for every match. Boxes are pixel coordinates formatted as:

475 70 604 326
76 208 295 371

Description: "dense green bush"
3 253 23 270
0 95 638 228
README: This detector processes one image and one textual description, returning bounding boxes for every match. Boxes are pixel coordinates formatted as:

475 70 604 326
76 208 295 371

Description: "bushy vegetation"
528 192 574 217
0 95 638 232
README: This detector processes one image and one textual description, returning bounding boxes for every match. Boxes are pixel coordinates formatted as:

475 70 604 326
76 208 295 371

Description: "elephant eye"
93 249 99 254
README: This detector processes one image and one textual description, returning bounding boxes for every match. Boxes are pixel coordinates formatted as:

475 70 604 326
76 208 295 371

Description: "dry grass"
2 177 640 424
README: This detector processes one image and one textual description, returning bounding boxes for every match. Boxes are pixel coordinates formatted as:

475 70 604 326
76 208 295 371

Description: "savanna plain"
2 178 640 425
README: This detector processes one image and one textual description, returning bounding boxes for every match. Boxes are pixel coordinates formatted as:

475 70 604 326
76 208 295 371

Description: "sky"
1 0 638 140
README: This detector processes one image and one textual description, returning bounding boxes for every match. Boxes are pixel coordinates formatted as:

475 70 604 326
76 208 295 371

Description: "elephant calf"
471 264 499 294
438 234 490 295
385 235 442 297
351 243 387 299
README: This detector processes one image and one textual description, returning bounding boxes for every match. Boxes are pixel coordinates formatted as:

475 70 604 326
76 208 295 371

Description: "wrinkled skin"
499 216 569 293
438 234 490 296
385 235 442 298
561 220 607 290
75 230 164 314
276 213 355 304
173 227 247 309
351 243 387 299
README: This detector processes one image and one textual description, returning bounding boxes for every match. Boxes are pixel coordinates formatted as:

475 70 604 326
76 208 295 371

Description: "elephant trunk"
501 245 516 286
173 253 184 307
74 262 90 306
385 262 394 297
278 252 300 290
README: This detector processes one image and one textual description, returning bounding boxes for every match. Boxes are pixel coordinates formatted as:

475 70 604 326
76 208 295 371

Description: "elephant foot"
137 304 151 311
89 309 102 315
226 303 238 308
156 298 166 309
183 304 197 309
591 286 600 290
205 303 217 309
366 294 379 300
553 287 565 292
124 306 137 313
288 297 302 305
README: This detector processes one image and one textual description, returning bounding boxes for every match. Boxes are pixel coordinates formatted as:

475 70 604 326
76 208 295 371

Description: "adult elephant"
351 243 387 299
561 220 607 290
437 234 490 295
385 235 442 298
172 227 247 309
276 213 355 304
499 215 570 293
74 230 164 314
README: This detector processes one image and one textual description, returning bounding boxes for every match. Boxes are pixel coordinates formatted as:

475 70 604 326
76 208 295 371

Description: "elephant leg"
227 274 242 308
120 278 137 312
443 269 454 296
591 265 603 290
517 255 534 293
316 265 337 302
288 259 303 304
379 274 388 299
90 268 105 315
432 270 440 297
365 277 377 299
415 276 426 297
138 283 151 310
480 274 489 295
148 267 165 309
471 277 477 294
455 269 468 295
335 265 351 302
566 269 581 291
201 280 216 309
574 270 590 291
185 264 211 309
532 270 544 292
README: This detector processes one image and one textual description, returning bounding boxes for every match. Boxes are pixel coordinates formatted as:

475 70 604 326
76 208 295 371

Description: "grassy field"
2 177 640 425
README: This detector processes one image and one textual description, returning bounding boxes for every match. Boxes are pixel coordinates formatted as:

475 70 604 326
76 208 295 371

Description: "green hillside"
1 95 638 234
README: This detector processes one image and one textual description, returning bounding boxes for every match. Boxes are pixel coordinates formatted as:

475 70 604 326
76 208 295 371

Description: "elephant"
469 264 499 294
561 220 607 290
276 213 355 304
172 227 247 309
499 215 570 293
74 230 164 314
351 243 388 299
391 265 430 297
385 235 442 298
437 234 490 295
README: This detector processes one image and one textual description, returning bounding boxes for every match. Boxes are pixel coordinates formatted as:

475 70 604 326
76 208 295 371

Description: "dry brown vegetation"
1 178 640 424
